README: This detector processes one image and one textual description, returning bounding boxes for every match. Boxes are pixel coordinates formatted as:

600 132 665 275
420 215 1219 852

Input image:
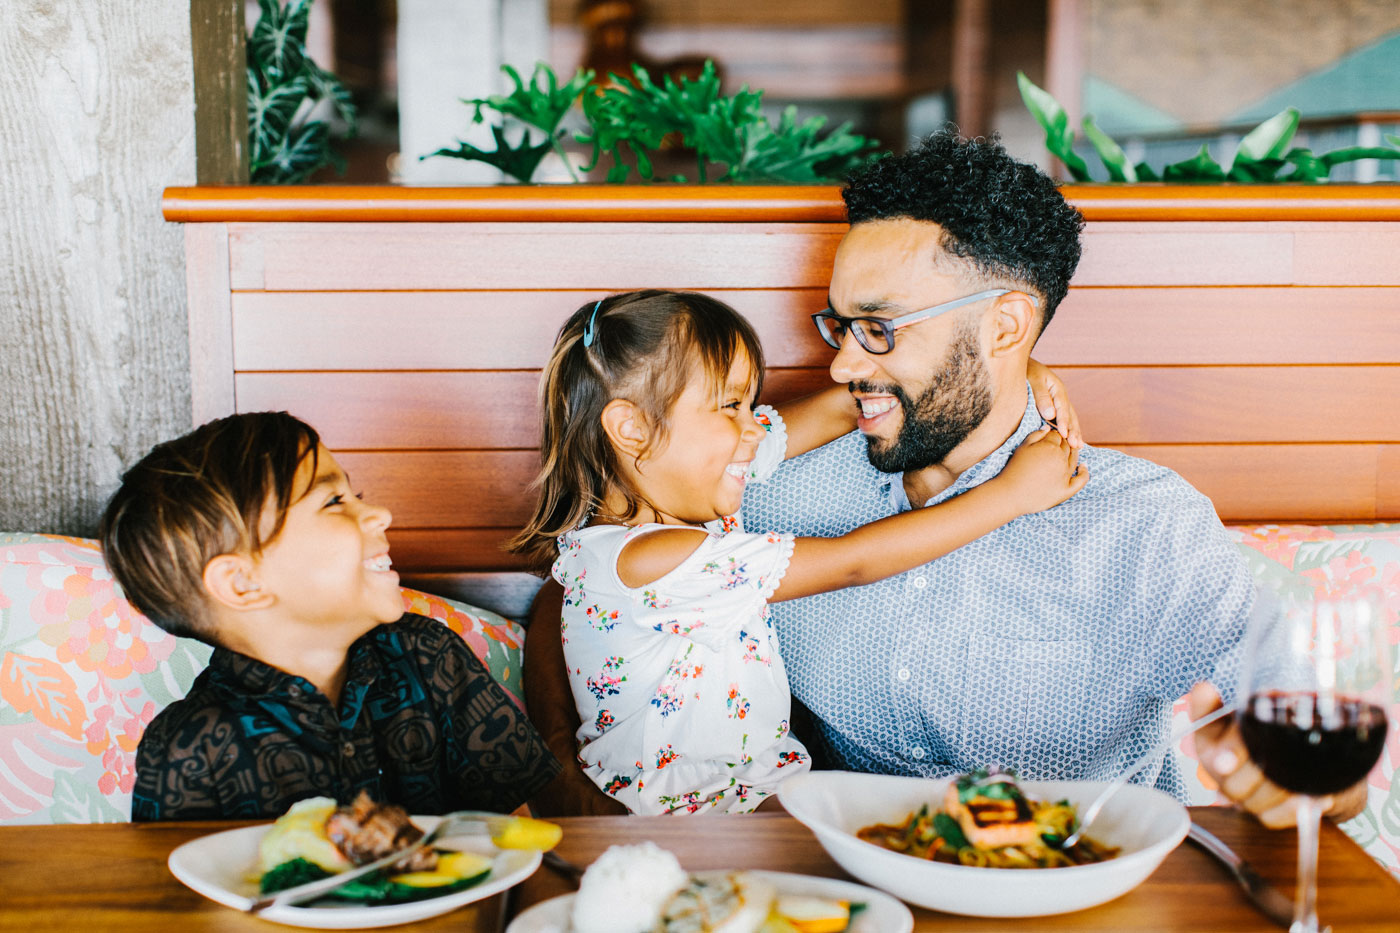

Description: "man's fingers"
1188 683 1230 742
1242 779 1291 817
1219 757 1268 802
1022 427 1052 446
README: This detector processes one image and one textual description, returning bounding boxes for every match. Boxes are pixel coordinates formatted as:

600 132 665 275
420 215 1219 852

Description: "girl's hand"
1028 358 1083 448
994 428 1089 514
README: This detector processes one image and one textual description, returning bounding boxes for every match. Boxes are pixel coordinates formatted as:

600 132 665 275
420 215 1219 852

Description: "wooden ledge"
161 185 847 223
162 182 1400 224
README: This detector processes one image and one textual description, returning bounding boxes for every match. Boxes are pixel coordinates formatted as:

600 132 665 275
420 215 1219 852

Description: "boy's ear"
600 399 649 460
988 291 1039 357
203 553 274 612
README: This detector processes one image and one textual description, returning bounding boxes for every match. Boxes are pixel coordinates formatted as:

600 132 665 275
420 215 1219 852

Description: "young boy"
100 411 561 820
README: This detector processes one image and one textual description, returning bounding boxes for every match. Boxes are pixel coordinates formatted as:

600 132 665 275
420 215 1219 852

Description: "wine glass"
1238 595 1391 933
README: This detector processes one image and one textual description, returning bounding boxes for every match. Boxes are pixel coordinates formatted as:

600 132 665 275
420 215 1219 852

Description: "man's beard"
857 325 993 473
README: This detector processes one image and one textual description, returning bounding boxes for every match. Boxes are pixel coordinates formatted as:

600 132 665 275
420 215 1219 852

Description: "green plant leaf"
1016 71 1090 181
1081 115 1137 182
1234 108 1299 164
1227 157 1286 182
1387 134 1400 148
1133 161 1161 182
465 63 592 136
248 0 310 83
1279 147 1327 182
1162 144 1226 182
1320 146 1400 167
246 0 356 185
424 123 557 183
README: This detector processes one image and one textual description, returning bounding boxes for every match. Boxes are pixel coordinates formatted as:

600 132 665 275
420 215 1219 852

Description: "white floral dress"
551 407 811 814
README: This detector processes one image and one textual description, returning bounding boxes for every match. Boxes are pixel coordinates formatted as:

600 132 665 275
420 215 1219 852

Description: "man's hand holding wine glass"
1189 682 1370 828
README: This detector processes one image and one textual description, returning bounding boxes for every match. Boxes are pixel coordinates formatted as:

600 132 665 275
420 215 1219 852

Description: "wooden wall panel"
1112 445 1396 523
1061 366 1400 444
1040 287 1400 365
228 223 843 291
1076 227 1294 286
237 366 1395 450
336 451 539 526
236 369 836 450
232 288 833 370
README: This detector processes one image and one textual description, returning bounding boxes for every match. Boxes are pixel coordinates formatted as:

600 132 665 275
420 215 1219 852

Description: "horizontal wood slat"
228 223 843 291
235 369 834 450
232 286 1400 371
1111 444 1398 523
238 366 1399 450
387 529 527 572
1040 287 1400 365
365 440 1400 573
1061 366 1400 444
232 289 834 371
348 444 1400 528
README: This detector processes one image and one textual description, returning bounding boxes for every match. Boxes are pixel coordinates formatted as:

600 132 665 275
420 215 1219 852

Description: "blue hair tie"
582 299 603 347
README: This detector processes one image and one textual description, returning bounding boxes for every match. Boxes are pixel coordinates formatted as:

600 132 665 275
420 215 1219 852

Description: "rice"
571 842 688 933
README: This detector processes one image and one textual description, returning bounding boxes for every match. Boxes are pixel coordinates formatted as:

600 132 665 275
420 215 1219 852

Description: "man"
742 131 1365 825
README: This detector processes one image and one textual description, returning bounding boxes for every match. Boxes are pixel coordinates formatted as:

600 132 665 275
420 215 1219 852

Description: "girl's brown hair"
508 290 765 572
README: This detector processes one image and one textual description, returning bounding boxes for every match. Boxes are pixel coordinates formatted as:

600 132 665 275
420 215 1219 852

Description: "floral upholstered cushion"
1172 524 1400 878
0 533 524 825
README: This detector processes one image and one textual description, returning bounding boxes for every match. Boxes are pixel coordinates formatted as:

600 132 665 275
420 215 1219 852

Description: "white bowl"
778 771 1188 918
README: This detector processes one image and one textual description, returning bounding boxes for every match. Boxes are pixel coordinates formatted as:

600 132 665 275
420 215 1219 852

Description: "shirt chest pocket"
956 634 1093 771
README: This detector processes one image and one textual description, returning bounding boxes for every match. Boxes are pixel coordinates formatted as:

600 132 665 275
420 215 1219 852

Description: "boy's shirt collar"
206 625 387 729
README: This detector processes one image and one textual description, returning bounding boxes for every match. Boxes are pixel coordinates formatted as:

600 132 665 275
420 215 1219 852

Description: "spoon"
1054 703 1236 851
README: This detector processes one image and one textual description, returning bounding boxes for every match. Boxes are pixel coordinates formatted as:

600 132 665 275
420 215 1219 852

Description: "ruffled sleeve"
746 405 788 484
644 528 795 654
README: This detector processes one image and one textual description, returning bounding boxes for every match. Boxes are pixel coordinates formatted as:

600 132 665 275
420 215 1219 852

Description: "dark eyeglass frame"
810 288 1039 355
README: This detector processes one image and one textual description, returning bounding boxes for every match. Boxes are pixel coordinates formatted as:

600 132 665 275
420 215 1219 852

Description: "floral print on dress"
586 656 627 700
701 555 750 591
584 604 620 632
726 685 750 720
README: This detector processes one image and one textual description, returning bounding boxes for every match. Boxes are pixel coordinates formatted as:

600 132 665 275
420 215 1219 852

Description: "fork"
1055 703 1236 851
246 809 516 913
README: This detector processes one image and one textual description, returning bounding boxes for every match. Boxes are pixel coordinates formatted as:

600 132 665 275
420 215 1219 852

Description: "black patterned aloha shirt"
131 614 561 820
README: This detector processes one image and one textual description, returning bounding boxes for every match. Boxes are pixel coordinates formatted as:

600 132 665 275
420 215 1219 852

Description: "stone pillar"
0 1 241 534
396 0 550 183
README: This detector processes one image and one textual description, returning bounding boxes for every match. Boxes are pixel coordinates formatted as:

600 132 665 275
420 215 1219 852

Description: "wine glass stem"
1291 795 1325 933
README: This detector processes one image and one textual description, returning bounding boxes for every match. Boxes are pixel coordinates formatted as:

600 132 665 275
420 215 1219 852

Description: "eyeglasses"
810 288 1037 355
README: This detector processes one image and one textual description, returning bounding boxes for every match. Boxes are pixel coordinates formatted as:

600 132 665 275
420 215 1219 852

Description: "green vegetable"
257 854 490 905
932 812 969 850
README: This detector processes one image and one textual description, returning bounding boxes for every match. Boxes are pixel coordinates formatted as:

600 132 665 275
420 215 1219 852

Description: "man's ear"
987 291 1039 357
600 398 649 460
203 553 274 612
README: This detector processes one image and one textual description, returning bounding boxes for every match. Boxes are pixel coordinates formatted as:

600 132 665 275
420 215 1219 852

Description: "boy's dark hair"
841 130 1084 330
508 290 765 573
98 412 320 644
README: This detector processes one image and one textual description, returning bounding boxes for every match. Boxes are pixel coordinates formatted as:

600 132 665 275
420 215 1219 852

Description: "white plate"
505 869 913 933
779 771 1189 918
167 814 542 929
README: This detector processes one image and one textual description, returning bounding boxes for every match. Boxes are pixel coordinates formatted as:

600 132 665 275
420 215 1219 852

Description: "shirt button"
342 742 356 758
896 668 911 681
288 685 301 698
911 746 926 760
912 576 928 589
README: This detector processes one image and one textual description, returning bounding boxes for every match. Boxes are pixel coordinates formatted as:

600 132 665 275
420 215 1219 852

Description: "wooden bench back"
168 185 1400 602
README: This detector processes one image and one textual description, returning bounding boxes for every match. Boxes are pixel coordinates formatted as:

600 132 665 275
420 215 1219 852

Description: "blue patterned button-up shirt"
744 386 1254 799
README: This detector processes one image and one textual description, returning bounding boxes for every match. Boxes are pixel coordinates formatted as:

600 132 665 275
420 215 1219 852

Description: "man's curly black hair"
841 131 1084 331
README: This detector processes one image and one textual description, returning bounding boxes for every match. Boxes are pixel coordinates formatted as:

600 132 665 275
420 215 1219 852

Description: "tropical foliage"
1017 71 1400 183
428 61 879 184
246 0 356 184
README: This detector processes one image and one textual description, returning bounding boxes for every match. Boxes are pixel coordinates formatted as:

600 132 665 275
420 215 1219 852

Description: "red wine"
1239 692 1389 796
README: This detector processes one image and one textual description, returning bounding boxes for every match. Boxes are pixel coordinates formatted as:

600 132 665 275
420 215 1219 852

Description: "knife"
1186 821 1294 928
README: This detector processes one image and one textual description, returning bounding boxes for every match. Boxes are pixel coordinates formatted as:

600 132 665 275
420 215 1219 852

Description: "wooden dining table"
1 807 1397 932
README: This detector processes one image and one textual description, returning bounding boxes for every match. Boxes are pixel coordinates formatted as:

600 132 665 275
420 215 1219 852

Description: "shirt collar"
883 382 1045 510
207 626 387 725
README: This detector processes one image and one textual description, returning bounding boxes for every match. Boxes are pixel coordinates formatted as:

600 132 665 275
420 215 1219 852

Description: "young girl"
511 290 1087 815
